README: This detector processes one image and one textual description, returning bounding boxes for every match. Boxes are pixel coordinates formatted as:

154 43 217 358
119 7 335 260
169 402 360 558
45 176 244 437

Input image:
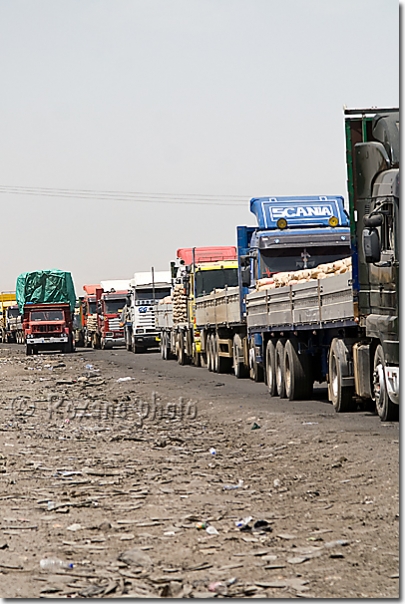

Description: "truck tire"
160 332 167 359
275 339 286 398
329 338 354 412
125 329 132 352
373 344 398 421
284 338 313 400
266 340 277 397
207 334 213 372
212 333 227 373
232 334 248 379
176 333 186 365
249 338 264 382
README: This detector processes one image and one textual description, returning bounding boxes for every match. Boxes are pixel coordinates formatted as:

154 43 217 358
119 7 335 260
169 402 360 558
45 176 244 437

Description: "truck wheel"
125 329 132 352
266 340 277 396
373 344 398 421
207 334 213 372
232 334 248 378
329 338 354 412
249 339 264 382
177 333 186 365
284 339 312 400
275 339 286 398
216 334 231 373
160 332 167 359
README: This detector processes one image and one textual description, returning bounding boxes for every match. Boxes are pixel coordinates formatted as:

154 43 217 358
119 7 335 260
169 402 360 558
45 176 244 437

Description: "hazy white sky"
0 0 399 293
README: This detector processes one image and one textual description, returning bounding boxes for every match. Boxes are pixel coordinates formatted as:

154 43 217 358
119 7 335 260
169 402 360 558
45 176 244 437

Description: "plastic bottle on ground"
40 558 74 571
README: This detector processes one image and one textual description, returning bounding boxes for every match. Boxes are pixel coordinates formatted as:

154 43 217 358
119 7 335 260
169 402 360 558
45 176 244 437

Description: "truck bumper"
27 336 68 344
385 366 399 405
135 335 160 348
105 337 126 347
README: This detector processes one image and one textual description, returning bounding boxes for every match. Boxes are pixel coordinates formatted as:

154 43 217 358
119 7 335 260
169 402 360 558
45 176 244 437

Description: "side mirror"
241 266 251 288
362 228 381 263
363 213 383 228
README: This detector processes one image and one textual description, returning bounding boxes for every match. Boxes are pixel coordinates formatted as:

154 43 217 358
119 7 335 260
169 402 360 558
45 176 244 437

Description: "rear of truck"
158 247 239 365
0 292 18 343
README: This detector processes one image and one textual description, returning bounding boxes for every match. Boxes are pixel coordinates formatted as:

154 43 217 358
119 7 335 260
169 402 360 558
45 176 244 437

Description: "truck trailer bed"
155 303 173 329
195 286 241 327
247 272 355 330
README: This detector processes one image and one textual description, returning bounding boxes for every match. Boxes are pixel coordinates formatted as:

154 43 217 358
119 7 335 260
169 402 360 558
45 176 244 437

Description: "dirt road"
0 345 399 598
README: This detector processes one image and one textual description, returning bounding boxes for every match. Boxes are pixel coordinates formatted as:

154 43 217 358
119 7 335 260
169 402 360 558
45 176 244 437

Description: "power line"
0 185 250 206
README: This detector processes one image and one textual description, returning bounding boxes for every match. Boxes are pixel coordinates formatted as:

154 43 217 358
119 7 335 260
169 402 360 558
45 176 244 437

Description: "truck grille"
107 318 120 330
32 324 62 334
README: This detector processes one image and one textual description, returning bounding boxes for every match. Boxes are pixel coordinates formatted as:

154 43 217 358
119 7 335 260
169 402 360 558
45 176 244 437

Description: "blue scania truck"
195 194 352 382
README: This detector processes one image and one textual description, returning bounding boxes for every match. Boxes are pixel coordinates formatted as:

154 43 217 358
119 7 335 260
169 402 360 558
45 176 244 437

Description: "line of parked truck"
0 108 399 421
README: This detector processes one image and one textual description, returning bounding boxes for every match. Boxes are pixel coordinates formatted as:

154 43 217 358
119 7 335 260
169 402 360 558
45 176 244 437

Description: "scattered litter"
206 525 219 535
209 448 216 455
235 516 252 528
223 479 244 491
117 377 133 382
85 364 94 370
40 557 73 571
251 422 261 430
302 422 318 425
208 581 227 595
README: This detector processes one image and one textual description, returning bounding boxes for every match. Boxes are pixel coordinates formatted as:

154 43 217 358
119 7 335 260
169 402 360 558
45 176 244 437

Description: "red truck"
91 280 130 349
24 303 74 355
16 270 77 356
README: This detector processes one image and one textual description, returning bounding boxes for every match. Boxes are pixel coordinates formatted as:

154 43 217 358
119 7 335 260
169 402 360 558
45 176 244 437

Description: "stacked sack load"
255 256 352 291
172 283 188 323
158 295 173 305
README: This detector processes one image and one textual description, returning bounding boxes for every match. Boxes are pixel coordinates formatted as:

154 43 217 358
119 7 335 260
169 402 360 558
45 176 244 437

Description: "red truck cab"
93 288 128 349
24 303 74 355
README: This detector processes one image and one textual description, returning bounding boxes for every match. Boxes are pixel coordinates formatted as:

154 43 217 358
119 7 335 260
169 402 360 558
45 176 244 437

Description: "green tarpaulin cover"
16 270 76 314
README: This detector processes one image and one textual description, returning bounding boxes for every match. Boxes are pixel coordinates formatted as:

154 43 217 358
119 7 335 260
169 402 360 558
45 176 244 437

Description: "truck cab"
125 271 171 353
24 303 74 354
95 290 128 349
344 108 399 419
238 196 351 317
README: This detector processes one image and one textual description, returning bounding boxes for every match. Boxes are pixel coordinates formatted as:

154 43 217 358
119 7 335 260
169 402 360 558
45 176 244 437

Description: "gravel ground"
0 345 399 598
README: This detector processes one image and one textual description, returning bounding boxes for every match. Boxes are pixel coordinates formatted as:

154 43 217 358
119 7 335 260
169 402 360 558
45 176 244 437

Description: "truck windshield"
136 287 171 301
30 310 64 321
195 268 239 298
259 245 352 277
104 299 126 314
7 308 20 318
88 301 97 314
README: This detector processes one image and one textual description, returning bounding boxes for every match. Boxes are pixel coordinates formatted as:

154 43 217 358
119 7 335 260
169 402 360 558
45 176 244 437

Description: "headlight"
106 332 113 337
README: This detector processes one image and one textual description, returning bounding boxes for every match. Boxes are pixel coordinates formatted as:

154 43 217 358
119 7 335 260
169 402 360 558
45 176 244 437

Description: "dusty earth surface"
0 345 399 599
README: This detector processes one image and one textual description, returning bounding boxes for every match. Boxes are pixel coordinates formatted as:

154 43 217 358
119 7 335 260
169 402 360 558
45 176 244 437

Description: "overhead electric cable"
0 185 250 206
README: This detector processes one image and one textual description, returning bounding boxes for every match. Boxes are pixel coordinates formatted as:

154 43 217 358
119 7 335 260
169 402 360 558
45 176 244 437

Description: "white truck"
124 271 171 353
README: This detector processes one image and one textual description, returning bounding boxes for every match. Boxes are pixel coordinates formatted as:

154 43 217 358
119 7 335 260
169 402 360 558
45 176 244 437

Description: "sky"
0 0 399 293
